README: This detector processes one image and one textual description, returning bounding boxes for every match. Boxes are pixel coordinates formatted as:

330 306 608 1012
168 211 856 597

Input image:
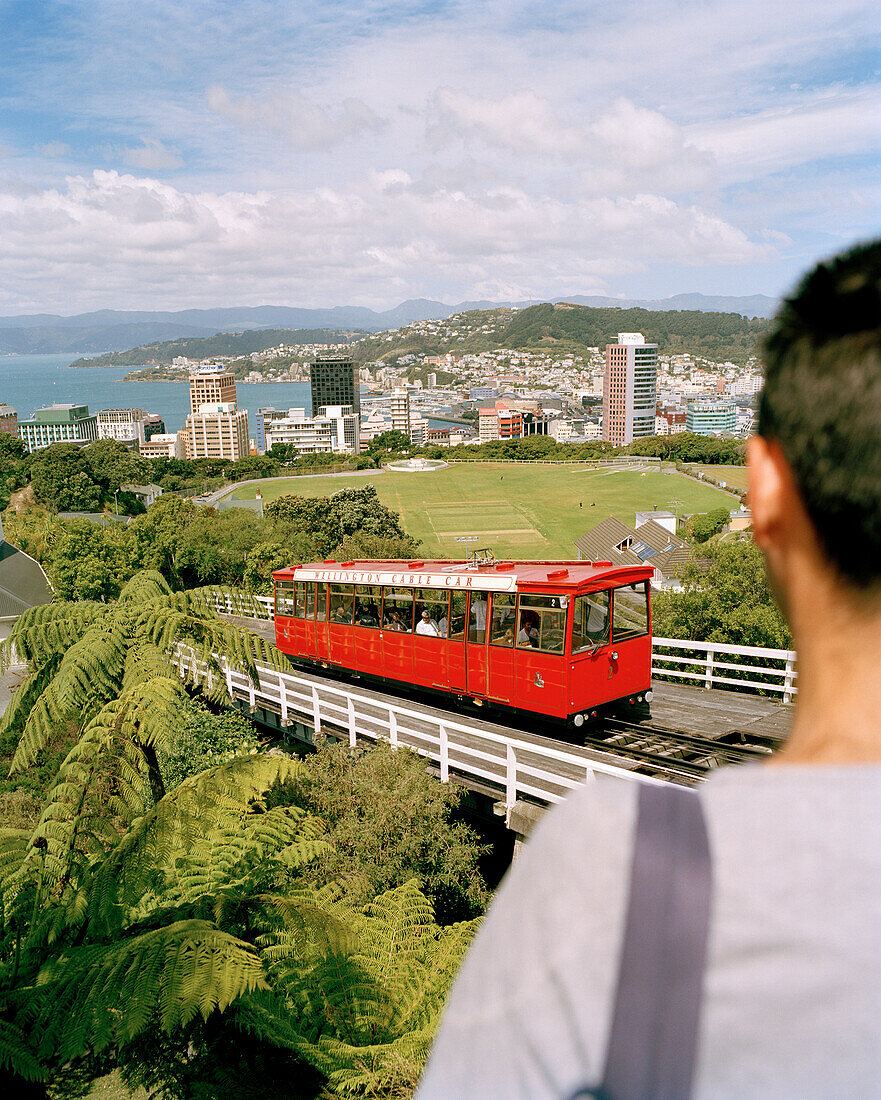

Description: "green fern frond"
118 570 173 604
30 920 269 1060
0 654 60 739
0 1018 46 1083
10 624 131 773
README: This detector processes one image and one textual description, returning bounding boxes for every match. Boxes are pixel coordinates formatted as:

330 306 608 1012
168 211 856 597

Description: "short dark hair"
759 240 881 589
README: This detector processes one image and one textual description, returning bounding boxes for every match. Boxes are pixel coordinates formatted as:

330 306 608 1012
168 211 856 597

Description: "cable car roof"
273 559 654 592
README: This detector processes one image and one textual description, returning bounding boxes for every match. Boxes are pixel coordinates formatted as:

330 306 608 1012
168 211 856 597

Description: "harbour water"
0 354 313 434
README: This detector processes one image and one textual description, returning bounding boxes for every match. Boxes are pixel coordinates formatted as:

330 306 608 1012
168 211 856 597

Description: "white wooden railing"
652 637 797 704
205 591 798 704
173 649 663 817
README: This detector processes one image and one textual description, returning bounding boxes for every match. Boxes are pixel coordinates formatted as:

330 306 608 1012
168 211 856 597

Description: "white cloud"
691 85 881 180
206 84 386 151
0 170 773 313
120 138 184 170
427 88 583 155
40 142 71 158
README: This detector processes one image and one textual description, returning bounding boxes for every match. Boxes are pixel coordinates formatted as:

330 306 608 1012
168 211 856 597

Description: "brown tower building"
602 332 658 446
189 370 237 415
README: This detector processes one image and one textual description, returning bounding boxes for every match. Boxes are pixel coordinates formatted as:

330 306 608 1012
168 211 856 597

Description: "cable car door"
446 591 468 692
487 593 516 703
314 583 329 661
465 591 489 696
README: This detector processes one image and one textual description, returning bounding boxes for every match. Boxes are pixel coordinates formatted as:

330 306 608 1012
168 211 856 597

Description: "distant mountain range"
0 294 779 356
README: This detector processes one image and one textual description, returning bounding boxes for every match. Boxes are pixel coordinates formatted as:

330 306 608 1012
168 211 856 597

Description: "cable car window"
414 588 449 637
382 587 414 632
573 590 611 652
468 591 489 643
448 591 467 640
612 582 649 642
315 583 328 622
354 585 382 628
305 583 316 620
516 593 567 654
490 595 517 647
328 584 354 624
275 580 294 617
293 581 305 619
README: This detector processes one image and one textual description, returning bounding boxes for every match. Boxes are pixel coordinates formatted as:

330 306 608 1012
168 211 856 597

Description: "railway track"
576 715 782 782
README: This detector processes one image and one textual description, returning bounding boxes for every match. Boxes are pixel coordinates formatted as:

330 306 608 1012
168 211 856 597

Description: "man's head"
421 610 431 620
754 240 881 595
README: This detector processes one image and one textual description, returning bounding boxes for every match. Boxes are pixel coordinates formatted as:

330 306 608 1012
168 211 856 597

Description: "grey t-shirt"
417 764 881 1099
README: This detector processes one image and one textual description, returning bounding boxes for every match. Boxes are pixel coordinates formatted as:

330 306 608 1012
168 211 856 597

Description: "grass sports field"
226 463 733 559
691 465 749 491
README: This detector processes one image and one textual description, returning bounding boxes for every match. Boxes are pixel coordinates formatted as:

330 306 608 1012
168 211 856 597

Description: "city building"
139 432 187 460
0 405 17 435
96 408 155 448
255 407 291 453
141 414 166 443
189 369 237 414
184 370 249 461
18 404 98 452
687 399 737 436
469 385 499 401
310 355 359 415
602 332 658 445
265 406 360 455
187 403 250 461
390 389 411 437
478 407 524 442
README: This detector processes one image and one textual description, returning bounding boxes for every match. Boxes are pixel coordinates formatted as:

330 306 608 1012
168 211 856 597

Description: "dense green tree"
367 430 412 455
156 697 261 789
175 507 264 587
687 507 731 543
30 444 102 512
224 455 278 481
272 741 489 924
83 438 151 496
127 495 200 581
652 538 791 649
243 540 306 594
48 518 142 601
265 485 418 560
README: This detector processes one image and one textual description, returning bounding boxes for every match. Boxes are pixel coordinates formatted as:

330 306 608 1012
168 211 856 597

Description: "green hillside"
69 328 366 368
353 302 770 367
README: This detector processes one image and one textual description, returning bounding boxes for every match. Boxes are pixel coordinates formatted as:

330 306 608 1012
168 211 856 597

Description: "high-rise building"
18 404 98 452
186 370 248 460
187 403 250 460
390 389 411 437
602 332 658 445
189 369 237 415
310 355 359 416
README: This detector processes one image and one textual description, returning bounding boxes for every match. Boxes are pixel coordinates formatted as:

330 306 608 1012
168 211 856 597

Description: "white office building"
265 406 360 455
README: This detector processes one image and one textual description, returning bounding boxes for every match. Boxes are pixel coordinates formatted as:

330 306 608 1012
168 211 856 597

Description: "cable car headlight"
573 713 585 727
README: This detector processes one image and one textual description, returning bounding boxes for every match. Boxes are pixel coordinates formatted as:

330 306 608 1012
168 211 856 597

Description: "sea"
0 353 315 434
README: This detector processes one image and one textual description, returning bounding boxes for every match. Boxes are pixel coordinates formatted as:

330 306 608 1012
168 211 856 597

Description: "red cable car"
272 558 654 726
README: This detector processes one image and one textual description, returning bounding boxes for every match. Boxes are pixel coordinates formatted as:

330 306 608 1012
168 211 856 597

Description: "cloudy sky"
0 0 878 314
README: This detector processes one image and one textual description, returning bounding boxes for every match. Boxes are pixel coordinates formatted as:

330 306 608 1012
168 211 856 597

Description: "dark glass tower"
309 356 359 415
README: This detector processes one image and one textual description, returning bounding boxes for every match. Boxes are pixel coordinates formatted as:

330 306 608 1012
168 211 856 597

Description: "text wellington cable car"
272 559 654 726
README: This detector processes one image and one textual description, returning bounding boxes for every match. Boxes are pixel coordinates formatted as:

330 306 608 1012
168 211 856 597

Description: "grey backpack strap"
571 781 712 1100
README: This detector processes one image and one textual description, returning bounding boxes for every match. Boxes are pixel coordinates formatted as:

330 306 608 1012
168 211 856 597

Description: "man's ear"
747 435 789 550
